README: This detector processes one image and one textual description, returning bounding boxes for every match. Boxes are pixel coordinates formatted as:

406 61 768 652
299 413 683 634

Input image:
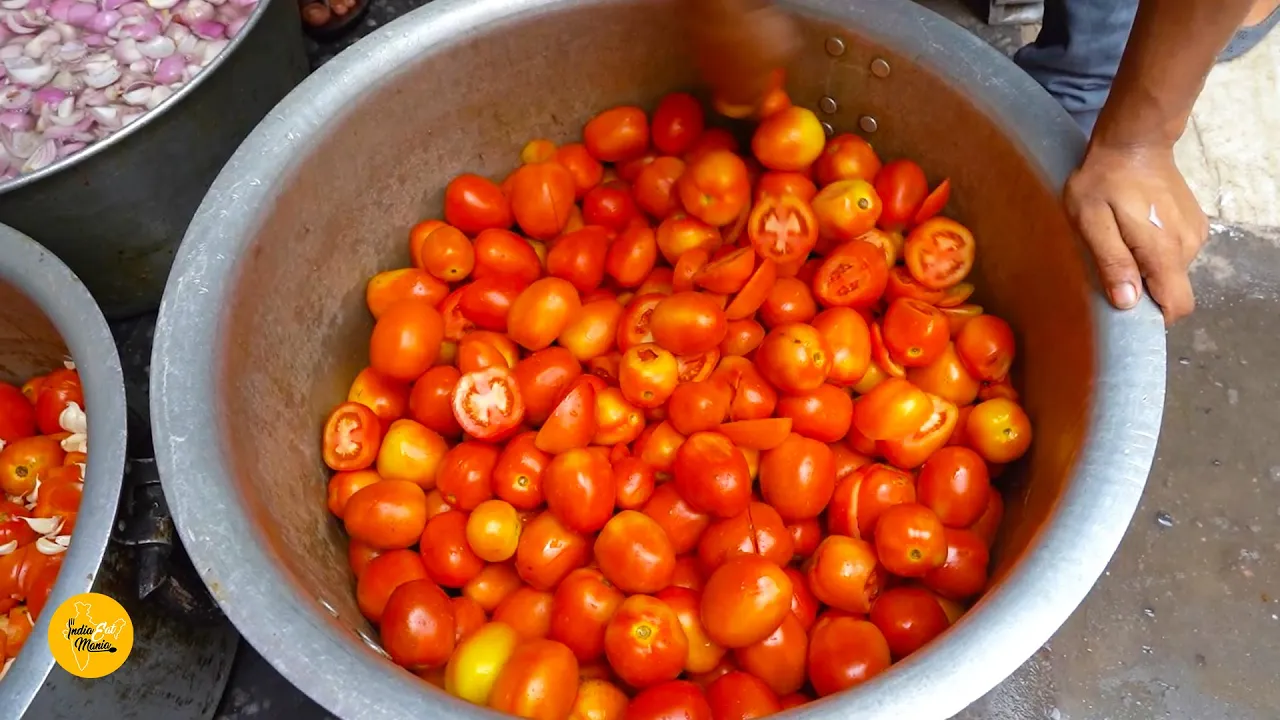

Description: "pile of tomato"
0 367 88 672
320 84 1032 720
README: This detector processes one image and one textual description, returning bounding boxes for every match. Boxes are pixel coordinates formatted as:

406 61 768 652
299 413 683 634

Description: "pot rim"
151 0 1166 717
0 0 277 196
0 223 127 715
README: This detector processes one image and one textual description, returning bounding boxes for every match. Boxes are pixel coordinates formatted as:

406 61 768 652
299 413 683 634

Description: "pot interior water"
151 0 1165 718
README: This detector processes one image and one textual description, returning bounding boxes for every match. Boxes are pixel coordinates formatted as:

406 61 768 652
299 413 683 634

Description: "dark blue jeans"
1014 0 1139 135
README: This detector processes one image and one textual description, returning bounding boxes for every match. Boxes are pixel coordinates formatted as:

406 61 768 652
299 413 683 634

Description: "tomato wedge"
453 366 526 441
870 322 906 378
719 419 793 450
535 378 598 453
617 294 665 351
724 258 778 320
940 303 983 338
748 195 818 264
877 394 958 469
904 217 975 290
937 282 974 308
812 240 889 310
695 247 756 295
438 288 476 342
322 402 383 471
884 266 946 305
676 349 721 383
912 179 951 227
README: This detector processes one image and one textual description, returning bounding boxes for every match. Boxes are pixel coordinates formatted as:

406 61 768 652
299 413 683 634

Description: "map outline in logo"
47 592 134 679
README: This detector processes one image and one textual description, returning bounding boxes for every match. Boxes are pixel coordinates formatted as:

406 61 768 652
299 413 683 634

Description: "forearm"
1094 0 1254 149
686 0 797 105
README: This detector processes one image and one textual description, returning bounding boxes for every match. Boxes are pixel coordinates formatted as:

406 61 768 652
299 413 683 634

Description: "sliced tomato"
877 394 958 469
870 322 906 378
322 402 382 471
724 259 778 321
904 218 975 290
912 179 951 226
719 419 793 450
940 304 983 338
535 377 597 453
673 248 711 293
0 500 38 548
438 288 476 342
452 366 526 441
812 240 889 309
676 349 721 383
695 247 756 295
884 266 946 305
855 229 898 268
936 283 974 308
748 195 818 264
617 294 665 351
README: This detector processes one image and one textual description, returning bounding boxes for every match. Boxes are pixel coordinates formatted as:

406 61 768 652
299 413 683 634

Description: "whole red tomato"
814 133 882 185
605 594 689 688
873 159 928 231
733 610 807 696
544 447 616 533
507 278 583 352
356 549 429 622
595 510 677 594
634 156 688 219
547 226 611 293
419 509 485 587
554 142 605 197
515 511 590 590
775 384 854 443
548 567 625 663
584 106 650 163
652 93 705 156
509 161 577 240
705 671 781 720
369 300 445 382
585 182 642 231
0 382 36 443
956 314 1016 382
811 308 872 387
493 586 555 640
869 586 951 658
923 527 991 600
472 228 543 285
625 680 713 720
678 150 750 227
379 578 455 669
806 535 882 613
917 446 991 528
755 323 832 395
852 377 933 441
436 441 499 511
489 638 580 719
755 171 816 203
650 292 729 356
444 173 513 234
670 433 751 521
700 556 792 648
806 617 891 696
606 223 659 288
875 503 949 577
882 298 949 367
811 179 883 243
642 484 712 555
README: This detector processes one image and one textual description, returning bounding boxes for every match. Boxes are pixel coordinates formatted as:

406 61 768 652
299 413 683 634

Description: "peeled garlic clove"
55 534 71 547
58 400 87 434
0 540 17 555
36 536 68 555
20 516 63 535
63 358 76 370
60 432 87 454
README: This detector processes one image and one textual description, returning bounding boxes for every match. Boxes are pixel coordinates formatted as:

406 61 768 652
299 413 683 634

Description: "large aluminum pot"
151 0 1167 717
0 0 308 321
0 224 127 719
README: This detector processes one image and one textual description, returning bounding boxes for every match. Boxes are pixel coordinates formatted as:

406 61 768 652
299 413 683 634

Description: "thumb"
1074 202 1143 310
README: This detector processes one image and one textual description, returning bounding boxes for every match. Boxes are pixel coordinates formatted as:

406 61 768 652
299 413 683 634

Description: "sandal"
1219 5 1280 62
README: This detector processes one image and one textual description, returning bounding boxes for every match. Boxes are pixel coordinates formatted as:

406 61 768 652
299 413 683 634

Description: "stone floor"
215 1 1280 719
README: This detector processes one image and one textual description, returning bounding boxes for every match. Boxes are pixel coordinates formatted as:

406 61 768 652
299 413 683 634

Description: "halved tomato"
747 195 818 265
695 248 756 295
877 393 959 468
452 367 526 441
718 419 793 450
724 259 778 321
618 294 665 351
812 240 889 310
676 349 721 383
870 322 906 378
884 266 946 305
904 217 975 290
912 179 951 226
323 402 383 471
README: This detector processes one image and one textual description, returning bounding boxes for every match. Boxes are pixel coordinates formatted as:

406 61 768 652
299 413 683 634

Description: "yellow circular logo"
46 592 134 679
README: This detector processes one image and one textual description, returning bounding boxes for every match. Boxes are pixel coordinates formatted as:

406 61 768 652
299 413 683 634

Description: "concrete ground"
216 2 1280 719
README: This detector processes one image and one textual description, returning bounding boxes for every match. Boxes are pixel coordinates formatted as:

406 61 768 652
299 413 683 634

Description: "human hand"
686 0 799 108
1064 142 1209 324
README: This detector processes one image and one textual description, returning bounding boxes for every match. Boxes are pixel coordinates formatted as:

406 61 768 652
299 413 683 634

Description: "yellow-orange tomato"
852 377 933 441
965 398 1032 464
343 479 428 550
656 214 722 266
507 277 583 351
907 342 980 407
813 133 882 186
593 387 645 445
347 367 410 424
376 419 448 490
466 499 523 562
446 620 521 705
489 638 581 719
419 224 476 283
326 469 382 519
366 268 449 319
811 308 872 388
463 563 524 612
584 106 650 163
559 299 624 362
619 343 680 409
369 300 445 382
754 323 833 395
678 150 751 227
812 179 883 243
650 292 729 356
751 107 825 171
568 678 629 720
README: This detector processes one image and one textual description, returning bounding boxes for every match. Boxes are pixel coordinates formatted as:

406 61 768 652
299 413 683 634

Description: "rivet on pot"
871 58 891 78
859 115 879 133
818 96 838 114
825 37 846 56
820 121 835 138
318 598 339 617
357 629 390 658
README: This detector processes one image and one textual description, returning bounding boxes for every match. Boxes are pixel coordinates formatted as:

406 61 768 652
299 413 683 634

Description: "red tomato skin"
444 173 513 234
624 680 713 720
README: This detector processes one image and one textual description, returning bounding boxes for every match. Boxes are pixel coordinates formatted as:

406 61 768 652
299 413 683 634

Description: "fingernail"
1110 282 1138 309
